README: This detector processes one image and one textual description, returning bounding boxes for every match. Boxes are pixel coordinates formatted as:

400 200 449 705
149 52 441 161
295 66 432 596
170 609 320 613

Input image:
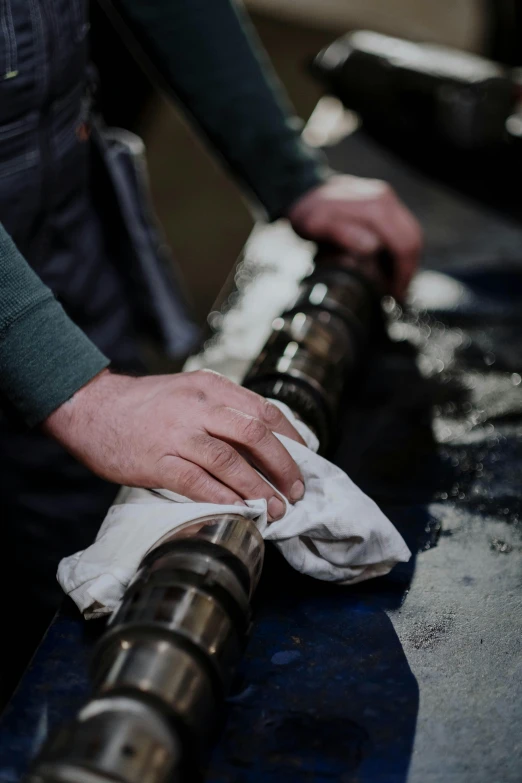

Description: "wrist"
42 368 115 442
283 171 333 223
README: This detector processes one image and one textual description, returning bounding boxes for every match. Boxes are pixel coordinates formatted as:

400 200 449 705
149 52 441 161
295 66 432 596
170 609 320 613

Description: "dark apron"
0 0 197 702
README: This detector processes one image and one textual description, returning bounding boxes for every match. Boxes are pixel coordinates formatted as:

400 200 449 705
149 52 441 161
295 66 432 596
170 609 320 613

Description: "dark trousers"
0 1 198 709
0 0 145 708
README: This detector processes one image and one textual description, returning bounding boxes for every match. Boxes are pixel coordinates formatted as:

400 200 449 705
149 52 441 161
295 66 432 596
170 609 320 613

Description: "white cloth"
57 401 411 618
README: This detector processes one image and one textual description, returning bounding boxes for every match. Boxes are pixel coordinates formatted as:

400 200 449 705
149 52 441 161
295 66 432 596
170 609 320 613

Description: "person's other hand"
286 174 423 300
43 369 306 521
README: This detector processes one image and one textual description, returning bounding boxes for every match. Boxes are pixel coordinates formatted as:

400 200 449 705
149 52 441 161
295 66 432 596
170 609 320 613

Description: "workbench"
1 101 521 783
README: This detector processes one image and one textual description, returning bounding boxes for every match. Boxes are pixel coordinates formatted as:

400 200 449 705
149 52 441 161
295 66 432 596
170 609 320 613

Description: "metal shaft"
26 250 385 783
244 249 385 450
27 515 264 783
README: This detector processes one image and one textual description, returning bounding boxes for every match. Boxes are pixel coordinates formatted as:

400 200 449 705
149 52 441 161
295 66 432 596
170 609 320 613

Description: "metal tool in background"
26 250 387 783
312 30 517 151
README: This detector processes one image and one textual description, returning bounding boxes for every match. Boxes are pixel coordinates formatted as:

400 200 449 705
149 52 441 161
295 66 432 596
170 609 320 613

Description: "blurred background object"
245 0 486 52
89 0 522 327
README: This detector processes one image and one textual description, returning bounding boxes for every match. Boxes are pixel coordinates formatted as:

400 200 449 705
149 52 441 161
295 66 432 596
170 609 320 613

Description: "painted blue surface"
1 262 521 781
0 559 420 783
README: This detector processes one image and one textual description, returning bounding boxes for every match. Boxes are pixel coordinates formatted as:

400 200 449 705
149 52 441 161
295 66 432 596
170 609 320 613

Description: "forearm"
110 0 329 219
0 224 110 425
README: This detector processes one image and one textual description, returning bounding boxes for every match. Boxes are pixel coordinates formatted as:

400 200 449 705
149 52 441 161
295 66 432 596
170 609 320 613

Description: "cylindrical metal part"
26 697 182 783
152 513 264 597
95 638 218 741
244 255 385 448
28 517 263 783
136 546 251 630
92 515 263 739
96 584 241 694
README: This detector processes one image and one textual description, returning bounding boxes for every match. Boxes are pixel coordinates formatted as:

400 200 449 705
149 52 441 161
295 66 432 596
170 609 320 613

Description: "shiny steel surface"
98 583 241 690
26 697 180 783
28 513 264 782
292 257 382 328
245 255 384 447
144 548 250 622
250 311 355 408
162 514 264 595
96 638 217 736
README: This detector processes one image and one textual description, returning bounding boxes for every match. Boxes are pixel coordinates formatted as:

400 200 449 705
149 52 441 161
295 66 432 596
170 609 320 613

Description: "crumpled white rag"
57 401 411 618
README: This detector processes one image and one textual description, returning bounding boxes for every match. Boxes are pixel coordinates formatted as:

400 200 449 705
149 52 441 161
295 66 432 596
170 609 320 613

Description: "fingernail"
234 500 248 506
290 479 305 503
267 496 285 522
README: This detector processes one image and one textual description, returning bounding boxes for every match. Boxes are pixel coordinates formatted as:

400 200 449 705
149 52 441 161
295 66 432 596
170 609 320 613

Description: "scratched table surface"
1 116 522 783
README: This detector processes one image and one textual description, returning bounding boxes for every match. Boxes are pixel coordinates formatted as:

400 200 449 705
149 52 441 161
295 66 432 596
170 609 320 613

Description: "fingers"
286 175 423 301
167 371 307 520
206 406 305 502
179 433 288 521
155 454 244 505
327 219 381 255
361 188 422 299
189 371 307 445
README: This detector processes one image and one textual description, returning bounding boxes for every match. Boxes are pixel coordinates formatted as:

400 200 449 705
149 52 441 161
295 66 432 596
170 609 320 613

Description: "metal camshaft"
26 250 385 783
244 249 386 450
26 515 264 783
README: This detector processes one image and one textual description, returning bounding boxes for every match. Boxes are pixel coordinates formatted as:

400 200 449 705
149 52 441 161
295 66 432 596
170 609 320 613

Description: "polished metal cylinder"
249 310 353 411
92 515 263 738
28 516 264 783
96 639 217 740
244 254 385 448
26 697 182 783
95 584 241 697
160 514 264 596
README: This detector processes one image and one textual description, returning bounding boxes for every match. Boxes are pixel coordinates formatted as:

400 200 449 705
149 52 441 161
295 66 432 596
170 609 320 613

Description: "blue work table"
1 111 521 783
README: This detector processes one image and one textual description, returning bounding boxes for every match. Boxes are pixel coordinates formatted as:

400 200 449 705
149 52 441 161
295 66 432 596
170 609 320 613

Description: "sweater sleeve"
109 0 329 220
0 223 110 426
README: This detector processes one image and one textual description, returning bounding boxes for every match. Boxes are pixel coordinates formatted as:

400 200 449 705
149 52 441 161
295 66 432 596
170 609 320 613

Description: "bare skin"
43 368 306 521
43 174 423 519
287 174 423 300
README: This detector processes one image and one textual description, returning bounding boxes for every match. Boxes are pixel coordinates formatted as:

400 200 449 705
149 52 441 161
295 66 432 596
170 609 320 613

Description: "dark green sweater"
0 0 326 425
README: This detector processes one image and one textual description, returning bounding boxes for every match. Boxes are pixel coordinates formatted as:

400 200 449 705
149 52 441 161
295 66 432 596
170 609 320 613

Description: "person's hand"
286 174 423 300
43 369 307 521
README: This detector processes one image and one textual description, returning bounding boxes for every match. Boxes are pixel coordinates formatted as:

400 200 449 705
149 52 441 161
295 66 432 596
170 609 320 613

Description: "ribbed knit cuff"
265 155 330 223
0 295 110 426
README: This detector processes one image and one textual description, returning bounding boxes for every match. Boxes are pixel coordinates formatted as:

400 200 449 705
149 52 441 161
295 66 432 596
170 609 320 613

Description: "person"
0 0 422 703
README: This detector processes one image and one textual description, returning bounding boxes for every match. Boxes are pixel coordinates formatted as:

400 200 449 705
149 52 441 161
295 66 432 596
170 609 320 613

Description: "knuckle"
155 457 173 486
260 399 283 427
201 369 227 385
215 488 237 505
242 417 269 445
193 369 222 388
251 480 272 501
177 464 205 495
378 180 394 198
374 183 396 207
207 441 239 473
